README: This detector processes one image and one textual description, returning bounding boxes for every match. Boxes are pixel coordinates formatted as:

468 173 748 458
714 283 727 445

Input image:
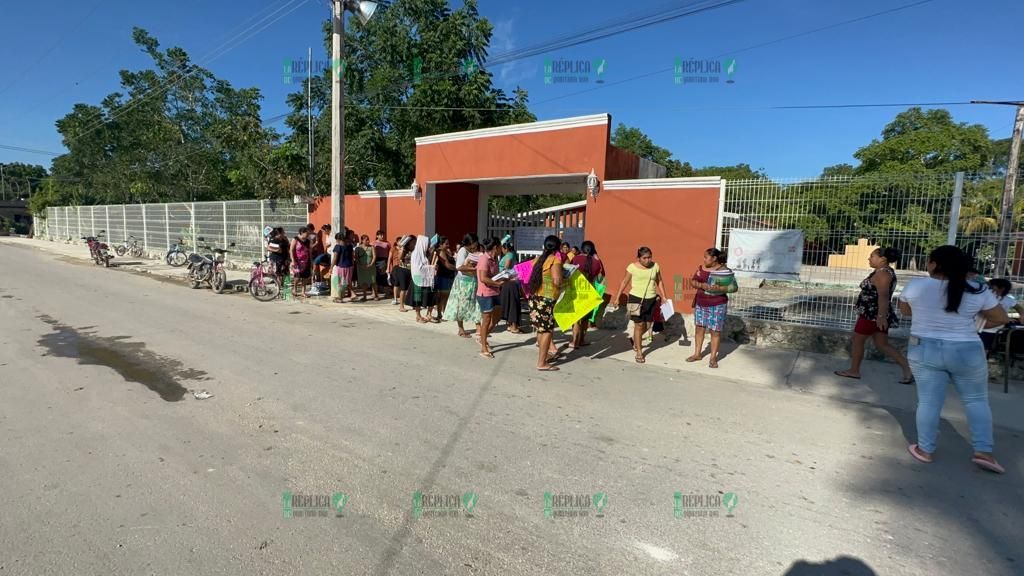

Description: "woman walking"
498 238 524 334
443 234 483 338
355 234 379 301
289 227 312 298
390 236 414 311
571 240 605 349
526 235 564 370
330 232 355 303
612 246 667 364
406 235 438 323
688 248 734 368
835 247 913 383
475 238 506 358
434 236 456 319
899 245 1007 474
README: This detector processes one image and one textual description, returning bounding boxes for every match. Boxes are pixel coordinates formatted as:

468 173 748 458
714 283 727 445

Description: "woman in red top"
688 248 731 368
570 240 605 350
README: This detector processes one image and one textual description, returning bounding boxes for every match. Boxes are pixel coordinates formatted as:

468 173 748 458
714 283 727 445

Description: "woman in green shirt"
355 234 378 301
498 237 523 334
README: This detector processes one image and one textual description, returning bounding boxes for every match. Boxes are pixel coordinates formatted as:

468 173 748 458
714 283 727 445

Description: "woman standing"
498 238 524 334
289 227 312 298
688 248 734 368
475 238 506 358
612 246 667 364
443 234 483 338
267 227 289 295
433 236 456 320
898 245 1007 473
390 236 414 312
330 232 355 303
835 247 913 383
406 235 438 324
388 236 404 305
979 278 1024 352
571 240 605 349
373 230 391 292
527 235 564 370
355 234 379 301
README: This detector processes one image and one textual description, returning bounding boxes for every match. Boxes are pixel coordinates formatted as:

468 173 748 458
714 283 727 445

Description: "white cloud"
488 18 536 86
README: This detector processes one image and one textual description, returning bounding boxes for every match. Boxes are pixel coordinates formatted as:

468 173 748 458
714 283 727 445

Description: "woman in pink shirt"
475 237 506 359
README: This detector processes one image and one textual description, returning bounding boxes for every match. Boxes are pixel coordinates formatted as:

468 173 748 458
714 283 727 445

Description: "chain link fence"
41 200 309 268
720 172 1018 332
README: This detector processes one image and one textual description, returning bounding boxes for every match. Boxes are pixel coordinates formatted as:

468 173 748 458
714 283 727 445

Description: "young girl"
688 248 733 368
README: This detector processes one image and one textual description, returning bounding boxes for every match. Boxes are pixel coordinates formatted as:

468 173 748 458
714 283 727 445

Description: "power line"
533 0 939 107
0 144 62 156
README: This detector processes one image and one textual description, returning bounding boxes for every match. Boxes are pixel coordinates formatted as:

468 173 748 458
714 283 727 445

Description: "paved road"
0 241 1021 576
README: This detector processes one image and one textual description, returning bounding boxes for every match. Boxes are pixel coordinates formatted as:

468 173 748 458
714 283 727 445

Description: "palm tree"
959 178 1024 234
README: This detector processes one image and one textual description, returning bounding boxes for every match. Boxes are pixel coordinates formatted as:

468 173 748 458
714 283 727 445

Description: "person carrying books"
688 248 735 368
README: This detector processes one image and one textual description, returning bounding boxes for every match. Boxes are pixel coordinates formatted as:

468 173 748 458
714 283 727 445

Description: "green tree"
853 108 992 174
0 162 48 200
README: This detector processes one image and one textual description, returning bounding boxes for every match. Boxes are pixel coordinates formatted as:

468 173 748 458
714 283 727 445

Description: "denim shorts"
477 295 500 313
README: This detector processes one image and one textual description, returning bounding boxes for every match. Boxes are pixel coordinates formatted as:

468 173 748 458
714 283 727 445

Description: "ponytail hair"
529 235 561 294
706 247 727 265
581 240 597 278
876 247 901 266
928 245 983 313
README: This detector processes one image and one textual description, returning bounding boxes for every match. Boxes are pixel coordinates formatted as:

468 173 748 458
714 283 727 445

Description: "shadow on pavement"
782 556 877 575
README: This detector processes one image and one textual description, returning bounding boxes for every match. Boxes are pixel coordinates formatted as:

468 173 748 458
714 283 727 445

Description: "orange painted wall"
605 145 640 181
308 195 424 239
416 123 610 184
585 186 721 313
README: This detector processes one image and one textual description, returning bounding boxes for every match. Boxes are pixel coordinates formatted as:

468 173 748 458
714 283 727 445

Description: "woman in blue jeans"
898 245 1008 474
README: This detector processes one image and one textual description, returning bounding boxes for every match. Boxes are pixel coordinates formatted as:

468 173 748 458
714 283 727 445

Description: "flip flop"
537 366 560 372
685 355 702 363
835 370 861 380
971 455 1006 474
709 360 719 369
907 444 933 464
635 354 646 364
457 332 471 339
899 377 916 385
479 351 494 359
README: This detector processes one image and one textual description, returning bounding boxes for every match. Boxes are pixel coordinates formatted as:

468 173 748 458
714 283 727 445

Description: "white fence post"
105 205 110 238
165 204 170 250
948 172 964 246
90 207 95 236
190 202 196 250
122 205 127 243
142 204 148 251
222 201 228 248
76 207 82 240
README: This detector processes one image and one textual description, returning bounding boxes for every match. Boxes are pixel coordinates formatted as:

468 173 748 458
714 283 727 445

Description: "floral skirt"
695 303 727 332
528 296 557 333
442 276 481 324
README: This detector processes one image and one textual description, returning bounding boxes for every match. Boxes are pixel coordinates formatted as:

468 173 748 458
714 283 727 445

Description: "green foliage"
282 0 537 195
853 108 992 174
610 123 765 179
0 162 48 200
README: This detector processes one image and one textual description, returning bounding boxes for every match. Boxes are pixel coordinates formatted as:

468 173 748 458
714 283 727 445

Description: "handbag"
627 267 656 317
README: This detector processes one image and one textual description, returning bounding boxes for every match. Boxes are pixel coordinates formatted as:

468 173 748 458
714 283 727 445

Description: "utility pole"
1 163 5 201
330 0 377 236
973 100 1024 276
308 46 315 198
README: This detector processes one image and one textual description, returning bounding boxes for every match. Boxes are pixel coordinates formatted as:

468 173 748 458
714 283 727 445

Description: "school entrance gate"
310 113 723 312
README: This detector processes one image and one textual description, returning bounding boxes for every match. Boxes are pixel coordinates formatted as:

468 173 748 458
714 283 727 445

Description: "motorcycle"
186 237 234 293
83 231 113 267
165 237 189 267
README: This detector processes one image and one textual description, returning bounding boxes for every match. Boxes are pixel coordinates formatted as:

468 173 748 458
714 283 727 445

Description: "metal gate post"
947 172 965 246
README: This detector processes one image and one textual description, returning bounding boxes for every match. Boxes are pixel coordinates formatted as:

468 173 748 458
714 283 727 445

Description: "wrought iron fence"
42 200 308 267
720 172 1018 332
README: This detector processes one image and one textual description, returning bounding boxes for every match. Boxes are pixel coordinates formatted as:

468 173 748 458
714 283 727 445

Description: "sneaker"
392 299 399 305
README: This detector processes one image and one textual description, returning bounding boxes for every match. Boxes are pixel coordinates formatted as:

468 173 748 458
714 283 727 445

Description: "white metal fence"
486 200 586 252
41 200 309 267
720 172 1019 332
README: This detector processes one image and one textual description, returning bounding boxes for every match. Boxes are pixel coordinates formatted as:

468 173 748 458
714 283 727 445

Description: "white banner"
727 229 803 280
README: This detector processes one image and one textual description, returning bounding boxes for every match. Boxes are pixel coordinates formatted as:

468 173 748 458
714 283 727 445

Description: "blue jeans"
908 337 993 453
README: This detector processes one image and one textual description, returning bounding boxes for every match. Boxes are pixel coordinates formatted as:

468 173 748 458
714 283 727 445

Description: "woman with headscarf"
443 233 483 337
405 235 438 324
498 236 523 334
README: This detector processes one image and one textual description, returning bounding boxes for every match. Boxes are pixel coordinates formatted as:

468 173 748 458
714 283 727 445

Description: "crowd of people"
268 226 1009 474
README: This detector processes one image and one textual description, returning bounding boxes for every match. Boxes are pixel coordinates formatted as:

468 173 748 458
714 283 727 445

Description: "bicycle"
165 238 189 267
248 258 281 302
115 235 144 258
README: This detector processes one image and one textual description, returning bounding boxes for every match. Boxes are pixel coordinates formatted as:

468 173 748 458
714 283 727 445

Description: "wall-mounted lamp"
586 169 600 200
411 179 422 202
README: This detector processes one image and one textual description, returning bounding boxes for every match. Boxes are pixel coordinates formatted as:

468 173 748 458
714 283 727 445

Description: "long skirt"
404 278 436 308
442 276 482 324
499 279 523 325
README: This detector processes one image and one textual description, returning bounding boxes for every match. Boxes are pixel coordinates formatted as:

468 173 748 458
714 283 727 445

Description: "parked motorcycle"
165 238 189 267
186 237 234 293
83 231 113 267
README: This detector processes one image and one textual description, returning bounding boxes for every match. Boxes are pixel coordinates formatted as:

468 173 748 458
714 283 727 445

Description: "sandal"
635 352 646 364
416 317 428 324
971 454 1006 474
899 376 916 385
708 360 719 369
457 331 471 339
834 370 861 380
537 365 560 372
907 444 933 464
479 351 494 359
685 355 702 363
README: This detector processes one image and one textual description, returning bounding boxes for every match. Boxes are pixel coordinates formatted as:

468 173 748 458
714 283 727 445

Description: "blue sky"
0 0 1021 177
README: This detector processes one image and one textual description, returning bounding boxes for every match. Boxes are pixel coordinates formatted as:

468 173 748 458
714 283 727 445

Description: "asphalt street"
0 241 1021 576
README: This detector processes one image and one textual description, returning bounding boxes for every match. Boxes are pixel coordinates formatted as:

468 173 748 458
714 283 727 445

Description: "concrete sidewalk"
5 235 1023 433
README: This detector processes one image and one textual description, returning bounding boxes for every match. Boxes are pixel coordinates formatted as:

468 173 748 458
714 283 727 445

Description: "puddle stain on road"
35 315 206 402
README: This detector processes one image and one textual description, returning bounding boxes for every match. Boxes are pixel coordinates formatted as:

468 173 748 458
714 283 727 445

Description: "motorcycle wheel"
167 251 187 267
114 245 127 257
212 270 227 294
103 256 111 268
249 277 280 302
